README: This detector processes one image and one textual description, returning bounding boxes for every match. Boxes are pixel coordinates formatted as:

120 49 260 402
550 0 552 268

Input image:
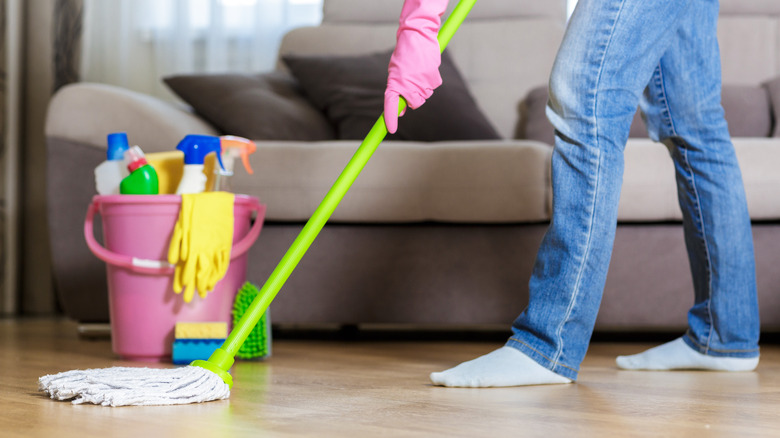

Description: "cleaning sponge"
174 322 228 339
172 322 228 365
172 339 224 365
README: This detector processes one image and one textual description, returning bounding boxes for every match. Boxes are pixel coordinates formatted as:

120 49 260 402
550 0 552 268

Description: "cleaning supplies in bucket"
146 151 218 194
214 136 257 192
94 133 241 195
175 135 226 194
120 146 160 195
94 132 130 195
168 191 236 303
82 194 266 361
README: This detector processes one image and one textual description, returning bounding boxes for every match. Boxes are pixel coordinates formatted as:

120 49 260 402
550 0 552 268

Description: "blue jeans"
506 0 760 380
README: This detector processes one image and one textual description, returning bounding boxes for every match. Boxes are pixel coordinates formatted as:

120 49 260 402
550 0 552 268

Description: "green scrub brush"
232 282 271 360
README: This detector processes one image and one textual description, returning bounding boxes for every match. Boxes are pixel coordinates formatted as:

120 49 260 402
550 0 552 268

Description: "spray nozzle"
220 136 257 175
176 135 226 171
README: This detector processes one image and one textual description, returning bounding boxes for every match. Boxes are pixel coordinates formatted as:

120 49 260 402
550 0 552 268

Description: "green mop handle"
197 0 479 385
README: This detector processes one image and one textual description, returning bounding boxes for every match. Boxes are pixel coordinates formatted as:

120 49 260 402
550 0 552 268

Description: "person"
384 0 761 387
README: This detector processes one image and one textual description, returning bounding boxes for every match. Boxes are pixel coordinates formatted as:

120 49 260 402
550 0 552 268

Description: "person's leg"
616 0 760 371
432 0 694 387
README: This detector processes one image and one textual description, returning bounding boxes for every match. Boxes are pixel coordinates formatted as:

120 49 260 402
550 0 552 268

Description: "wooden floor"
2 318 780 437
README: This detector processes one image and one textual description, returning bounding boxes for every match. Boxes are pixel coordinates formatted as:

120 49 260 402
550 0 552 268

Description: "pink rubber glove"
384 0 450 134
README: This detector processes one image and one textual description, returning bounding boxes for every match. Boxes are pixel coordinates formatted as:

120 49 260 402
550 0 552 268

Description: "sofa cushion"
617 140 682 221
718 14 780 86
163 72 335 141
519 84 773 145
732 138 780 220
614 138 780 222
231 140 552 223
282 50 501 142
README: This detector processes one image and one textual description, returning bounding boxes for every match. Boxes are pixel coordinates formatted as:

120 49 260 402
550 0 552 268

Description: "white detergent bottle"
94 132 130 195
175 134 225 194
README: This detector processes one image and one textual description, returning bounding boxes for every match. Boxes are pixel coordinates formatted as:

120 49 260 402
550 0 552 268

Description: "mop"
39 0 478 407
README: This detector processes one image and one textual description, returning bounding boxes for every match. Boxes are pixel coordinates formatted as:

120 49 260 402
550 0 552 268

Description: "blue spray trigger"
176 134 225 170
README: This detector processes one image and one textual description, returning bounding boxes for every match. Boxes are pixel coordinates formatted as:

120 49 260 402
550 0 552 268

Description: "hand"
384 0 450 134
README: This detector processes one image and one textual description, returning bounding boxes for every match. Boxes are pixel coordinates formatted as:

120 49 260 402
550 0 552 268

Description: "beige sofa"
46 0 780 332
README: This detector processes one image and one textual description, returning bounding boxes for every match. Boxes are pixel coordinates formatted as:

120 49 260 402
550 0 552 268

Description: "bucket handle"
84 196 266 275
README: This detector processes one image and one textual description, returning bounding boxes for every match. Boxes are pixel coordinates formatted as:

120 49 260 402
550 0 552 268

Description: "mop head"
39 365 230 407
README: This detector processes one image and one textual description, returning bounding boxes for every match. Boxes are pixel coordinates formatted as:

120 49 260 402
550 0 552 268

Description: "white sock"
616 337 759 372
430 346 572 387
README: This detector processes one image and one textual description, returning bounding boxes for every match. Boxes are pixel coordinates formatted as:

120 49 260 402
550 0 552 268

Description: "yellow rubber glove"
168 192 235 303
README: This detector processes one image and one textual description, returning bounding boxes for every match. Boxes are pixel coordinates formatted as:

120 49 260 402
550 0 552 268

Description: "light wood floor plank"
2 318 779 437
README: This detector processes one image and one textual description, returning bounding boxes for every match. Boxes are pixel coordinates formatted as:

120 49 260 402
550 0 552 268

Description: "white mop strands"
39 366 230 407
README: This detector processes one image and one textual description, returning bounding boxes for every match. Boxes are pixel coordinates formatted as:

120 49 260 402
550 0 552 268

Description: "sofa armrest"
45 82 219 152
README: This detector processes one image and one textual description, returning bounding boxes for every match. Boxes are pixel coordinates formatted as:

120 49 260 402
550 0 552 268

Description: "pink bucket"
85 194 266 362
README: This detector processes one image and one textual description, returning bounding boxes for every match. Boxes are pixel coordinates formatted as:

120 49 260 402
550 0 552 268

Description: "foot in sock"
430 346 572 387
616 337 759 372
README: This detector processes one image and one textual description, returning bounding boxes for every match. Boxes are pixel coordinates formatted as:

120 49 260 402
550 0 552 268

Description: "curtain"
54 0 83 91
81 0 323 100
0 0 8 314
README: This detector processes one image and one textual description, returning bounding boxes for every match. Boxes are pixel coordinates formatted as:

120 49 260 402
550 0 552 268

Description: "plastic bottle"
213 136 257 192
119 146 160 195
175 135 225 194
94 132 131 195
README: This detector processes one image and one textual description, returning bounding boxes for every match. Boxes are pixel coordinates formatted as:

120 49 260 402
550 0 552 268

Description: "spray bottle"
175 135 226 194
94 132 130 195
120 146 160 195
213 136 257 192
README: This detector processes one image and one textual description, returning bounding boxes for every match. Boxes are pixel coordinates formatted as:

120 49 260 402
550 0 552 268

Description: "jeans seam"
684 332 759 354
551 0 625 369
654 63 678 138
658 59 715 354
681 144 715 354
509 337 580 374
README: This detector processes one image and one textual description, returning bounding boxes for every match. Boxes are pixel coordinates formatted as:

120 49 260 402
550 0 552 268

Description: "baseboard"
77 323 111 339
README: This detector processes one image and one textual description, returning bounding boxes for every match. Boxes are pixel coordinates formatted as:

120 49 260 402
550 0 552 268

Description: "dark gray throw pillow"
516 86 553 145
721 85 773 138
519 84 773 145
164 71 335 141
518 86 648 145
763 75 780 137
282 50 501 141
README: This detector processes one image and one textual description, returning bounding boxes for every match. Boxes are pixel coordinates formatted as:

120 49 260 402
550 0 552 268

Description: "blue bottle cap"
107 132 130 161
